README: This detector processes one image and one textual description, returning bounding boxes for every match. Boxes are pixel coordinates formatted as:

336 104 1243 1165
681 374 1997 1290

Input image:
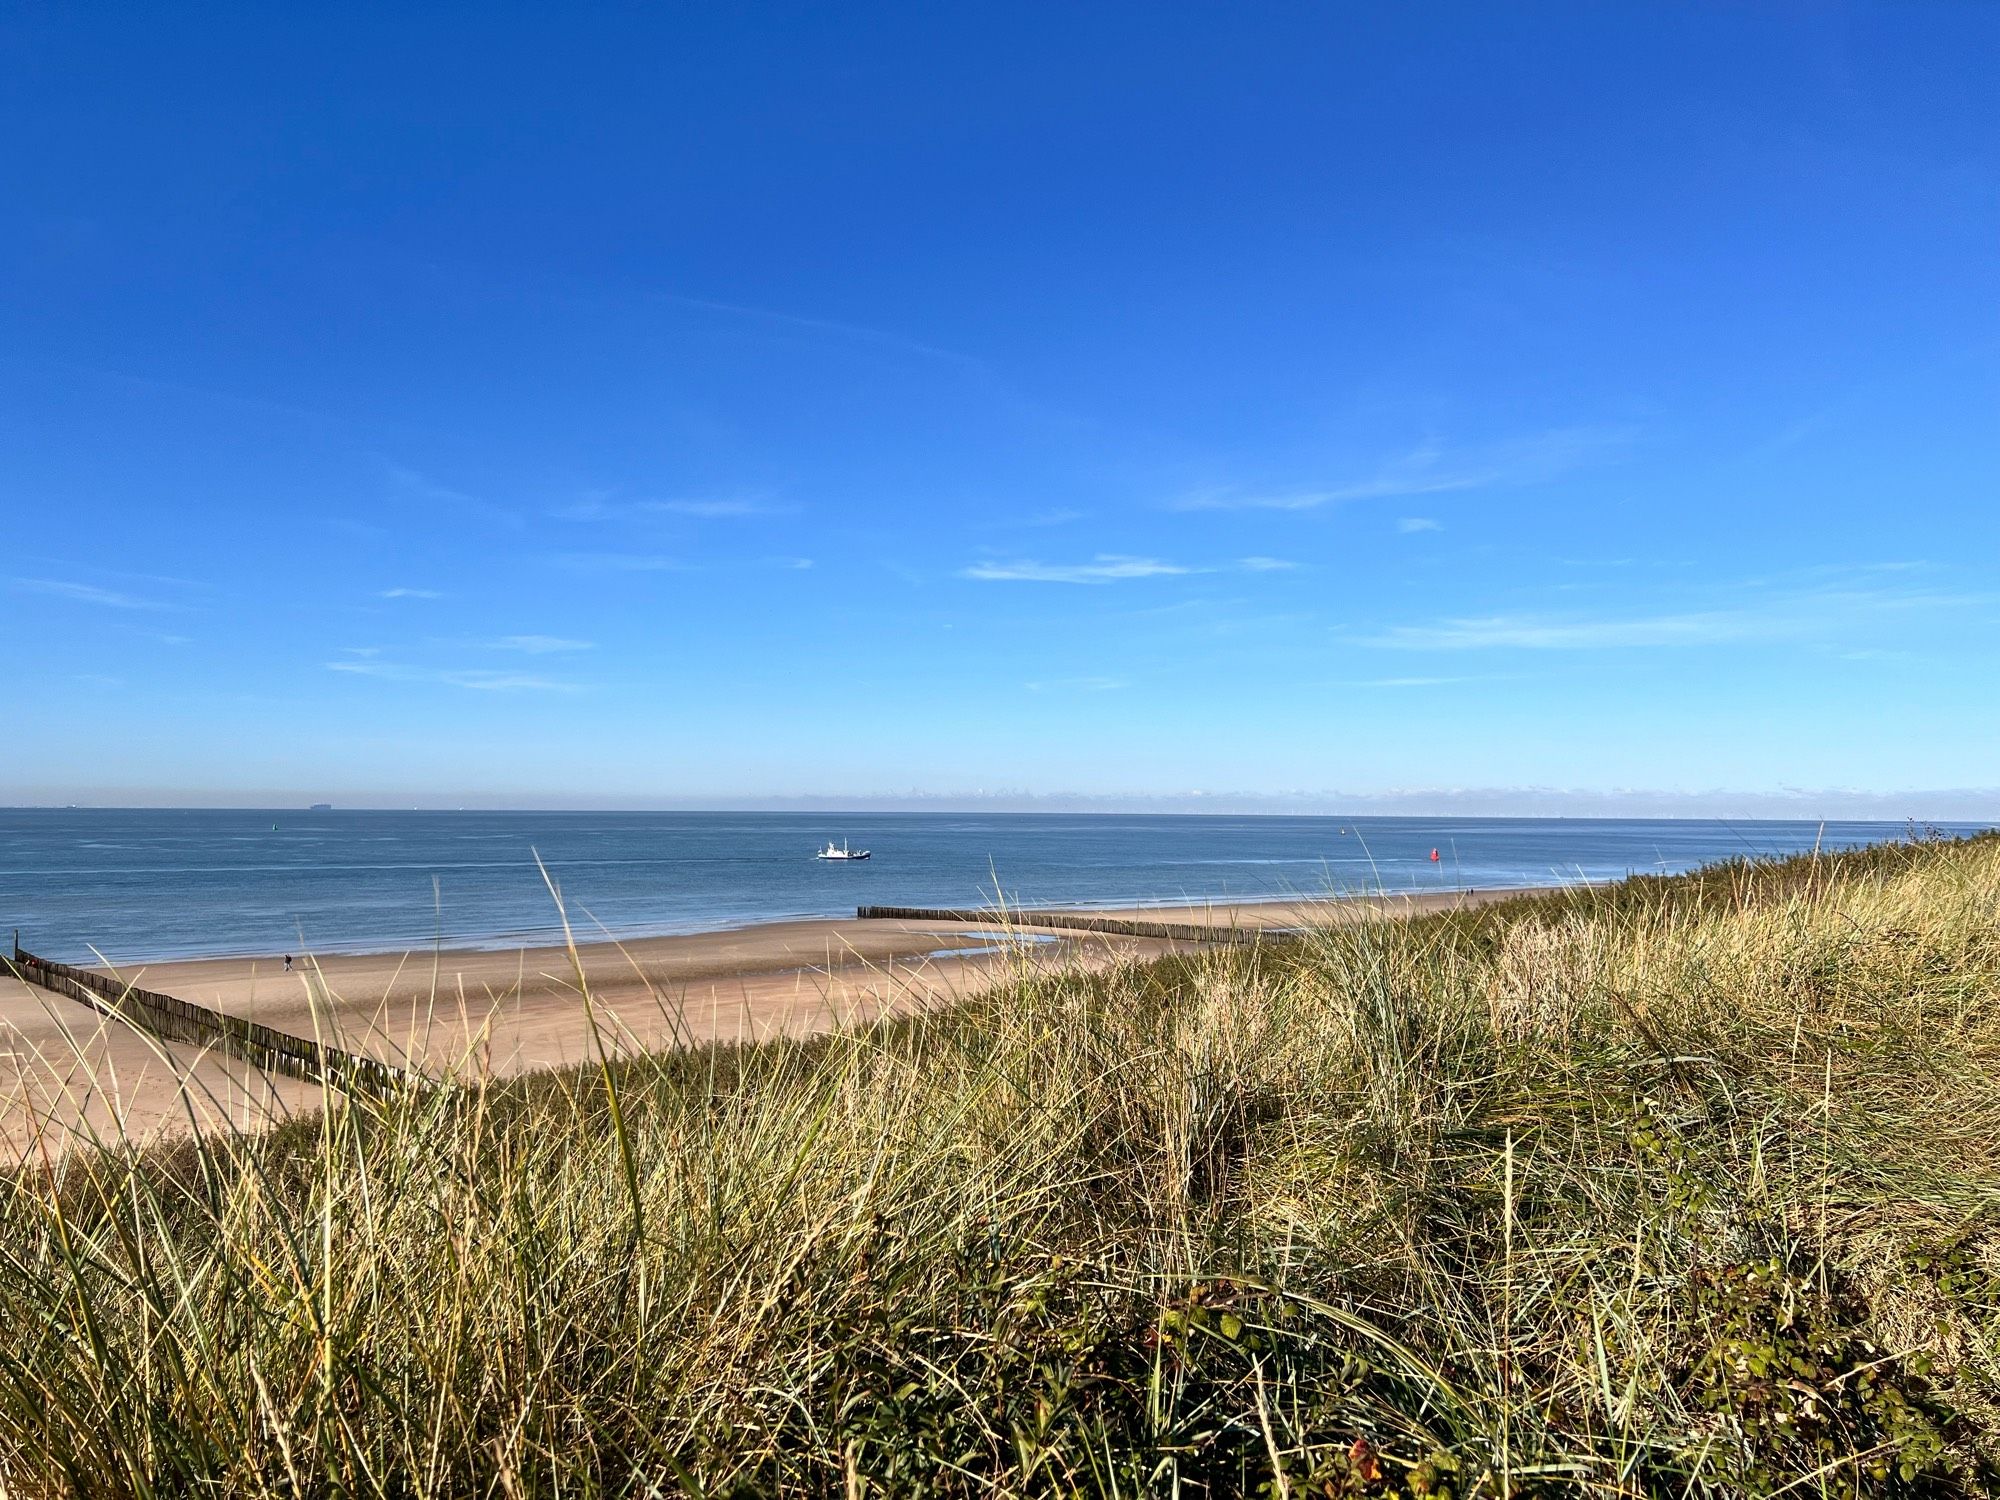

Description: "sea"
0 808 1987 964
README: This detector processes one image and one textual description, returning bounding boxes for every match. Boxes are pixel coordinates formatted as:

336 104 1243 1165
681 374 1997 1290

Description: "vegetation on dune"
4 833 2000 1496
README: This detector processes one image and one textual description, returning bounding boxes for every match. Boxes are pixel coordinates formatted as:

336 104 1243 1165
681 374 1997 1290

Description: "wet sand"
6 884 1556 1152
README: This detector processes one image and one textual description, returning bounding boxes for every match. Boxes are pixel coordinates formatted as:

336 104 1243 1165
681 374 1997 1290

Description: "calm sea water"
0 809 1985 964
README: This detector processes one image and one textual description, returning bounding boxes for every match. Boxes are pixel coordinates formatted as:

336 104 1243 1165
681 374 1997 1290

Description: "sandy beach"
1 970 318 1156
99 913 1176 1075
4 886 1552 1156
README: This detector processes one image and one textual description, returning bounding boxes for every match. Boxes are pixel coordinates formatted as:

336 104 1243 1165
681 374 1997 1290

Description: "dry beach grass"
2 833 1998 1495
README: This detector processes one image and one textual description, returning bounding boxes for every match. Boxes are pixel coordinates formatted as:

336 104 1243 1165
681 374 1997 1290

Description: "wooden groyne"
855 905 1296 945
7 943 428 1096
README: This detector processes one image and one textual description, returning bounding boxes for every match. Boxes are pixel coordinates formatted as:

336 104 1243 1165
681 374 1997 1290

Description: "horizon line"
6 800 1998 823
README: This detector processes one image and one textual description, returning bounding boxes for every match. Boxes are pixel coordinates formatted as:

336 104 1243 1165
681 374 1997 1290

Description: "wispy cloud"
325 660 579 692
10 577 170 610
654 291 987 373
483 635 593 654
1356 578 1985 652
554 553 688 573
13 557 208 591
963 554 1294 584
387 463 522 528
1363 608 1788 651
964 555 1194 583
967 506 1094 538
1026 676 1127 692
1361 608 1766 651
552 495 785 521
379 587 444 600
654 498 775 518
1398 517 1443 534
1175 426 1634 512
558 553 808 574
1181 471 1485 513
1337 675 1483 688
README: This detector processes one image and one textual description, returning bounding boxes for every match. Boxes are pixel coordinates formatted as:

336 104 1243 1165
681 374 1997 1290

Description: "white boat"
815 840 871 861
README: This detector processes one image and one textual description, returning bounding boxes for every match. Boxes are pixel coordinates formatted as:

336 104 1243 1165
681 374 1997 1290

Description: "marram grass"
4 833 2000 1496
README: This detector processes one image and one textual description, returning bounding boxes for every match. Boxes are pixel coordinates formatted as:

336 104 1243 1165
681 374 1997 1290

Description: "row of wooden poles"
7 941 427 1096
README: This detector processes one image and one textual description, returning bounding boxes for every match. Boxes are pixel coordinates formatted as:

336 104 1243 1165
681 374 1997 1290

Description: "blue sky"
2 4 1997 812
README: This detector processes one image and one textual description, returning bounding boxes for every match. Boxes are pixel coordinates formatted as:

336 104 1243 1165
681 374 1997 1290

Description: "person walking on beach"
284 954 293 973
